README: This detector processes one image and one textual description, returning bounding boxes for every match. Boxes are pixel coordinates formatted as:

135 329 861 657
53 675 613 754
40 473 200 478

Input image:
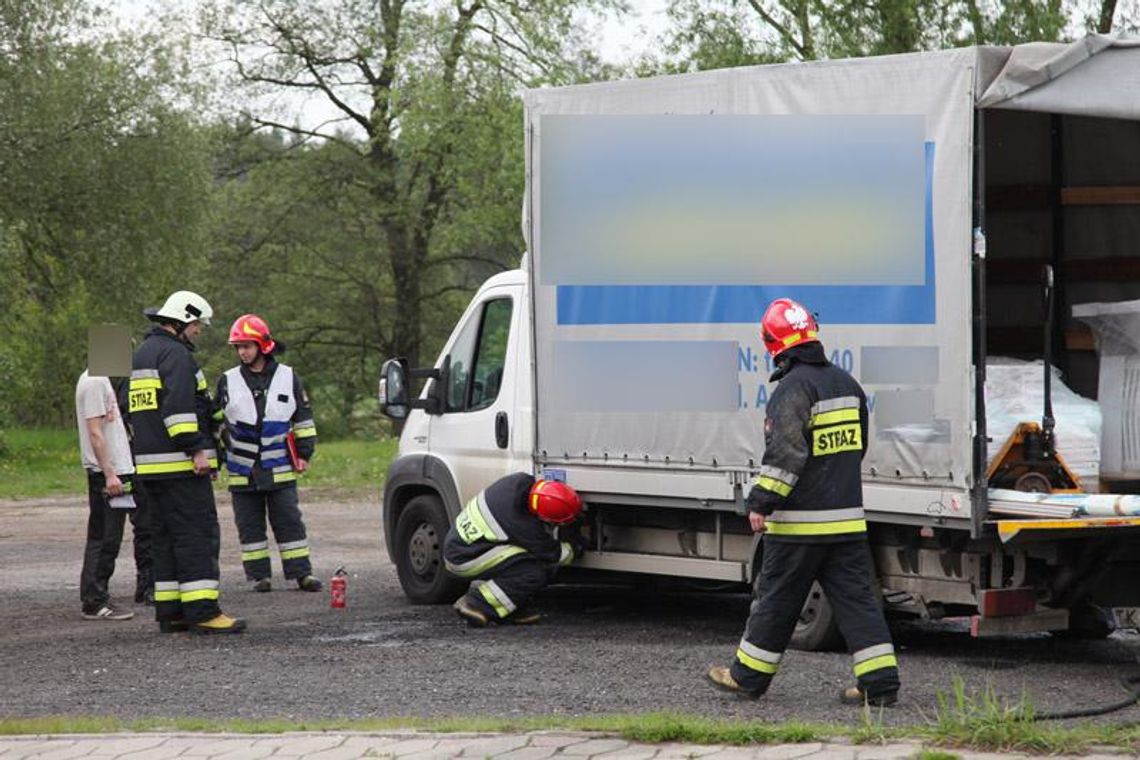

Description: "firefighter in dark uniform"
444 473 584 626
216 314 322 593
127 291 246 634
707 298 900 706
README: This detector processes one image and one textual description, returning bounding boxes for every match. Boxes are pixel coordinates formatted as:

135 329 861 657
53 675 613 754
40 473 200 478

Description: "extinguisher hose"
1022 673 1140 721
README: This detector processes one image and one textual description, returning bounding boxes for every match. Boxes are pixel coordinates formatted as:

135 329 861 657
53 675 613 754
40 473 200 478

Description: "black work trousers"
80 472 152 612
730 537 900 699
461 556 549 621
231 485 312 581
138 476 222 624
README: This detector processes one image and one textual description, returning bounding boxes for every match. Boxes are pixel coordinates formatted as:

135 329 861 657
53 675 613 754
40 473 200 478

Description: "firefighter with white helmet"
707 298 900 706
216 314 322 593
128 290 246 634
444 473 586 626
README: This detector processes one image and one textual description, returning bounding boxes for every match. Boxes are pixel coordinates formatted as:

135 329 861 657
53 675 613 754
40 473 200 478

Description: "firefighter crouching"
216 314 322 593
128 291 246 634
444 473 585 626
707 298 900 706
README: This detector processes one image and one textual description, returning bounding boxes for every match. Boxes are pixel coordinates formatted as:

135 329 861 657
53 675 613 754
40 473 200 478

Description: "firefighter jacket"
216 358 317 492
442 472 579 579
745 342 869 543
126 327 219 480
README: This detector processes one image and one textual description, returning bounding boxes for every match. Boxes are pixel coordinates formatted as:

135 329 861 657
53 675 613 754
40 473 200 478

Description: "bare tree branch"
745 0 808 58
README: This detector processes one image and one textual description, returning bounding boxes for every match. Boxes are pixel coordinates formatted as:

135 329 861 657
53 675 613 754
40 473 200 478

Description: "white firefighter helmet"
144 290 213 325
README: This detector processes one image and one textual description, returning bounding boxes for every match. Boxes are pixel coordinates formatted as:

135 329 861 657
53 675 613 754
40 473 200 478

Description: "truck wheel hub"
408 523 439 575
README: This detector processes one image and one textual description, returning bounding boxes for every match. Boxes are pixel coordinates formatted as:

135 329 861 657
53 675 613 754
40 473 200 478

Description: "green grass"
0 428 85 498
0 428 398 500
4 707 1140 754
925 677 1124 755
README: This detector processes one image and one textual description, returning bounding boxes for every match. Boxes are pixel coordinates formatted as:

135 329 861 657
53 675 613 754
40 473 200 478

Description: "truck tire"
393 494 467 604
789 581 844 651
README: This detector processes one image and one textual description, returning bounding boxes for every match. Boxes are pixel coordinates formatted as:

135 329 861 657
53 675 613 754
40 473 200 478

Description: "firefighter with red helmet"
707 298 901 707
216 314 322 593
444 473 585 626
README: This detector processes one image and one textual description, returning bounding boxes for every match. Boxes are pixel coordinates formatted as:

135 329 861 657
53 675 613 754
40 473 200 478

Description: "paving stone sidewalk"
0 731 1128 760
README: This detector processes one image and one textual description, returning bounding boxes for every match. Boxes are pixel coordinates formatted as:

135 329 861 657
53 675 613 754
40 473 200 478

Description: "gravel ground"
3 492 1140 727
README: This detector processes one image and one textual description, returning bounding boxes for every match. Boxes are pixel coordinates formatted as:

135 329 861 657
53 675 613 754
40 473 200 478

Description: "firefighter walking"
128 291 246 634
444 473 584 626
707 298 900 706
217 314 322 593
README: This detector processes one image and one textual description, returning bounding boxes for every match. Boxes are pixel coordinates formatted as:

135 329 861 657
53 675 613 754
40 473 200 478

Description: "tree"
198 0 623 375
0 0 213 425
651 0 1073 73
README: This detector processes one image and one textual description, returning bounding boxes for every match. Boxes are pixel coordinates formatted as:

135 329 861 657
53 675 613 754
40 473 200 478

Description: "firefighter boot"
297 575 323 592
840 685 898 707
506 607 542 625
159 618 190 633
453 595 489 627
706 666 763 699
191 613 248 635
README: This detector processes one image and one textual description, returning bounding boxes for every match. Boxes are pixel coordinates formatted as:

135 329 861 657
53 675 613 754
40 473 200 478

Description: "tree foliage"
0 0 213 426
197 0 621 381
650 0 1112 72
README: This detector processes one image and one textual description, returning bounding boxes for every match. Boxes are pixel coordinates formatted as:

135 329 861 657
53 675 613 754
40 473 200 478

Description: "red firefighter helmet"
528 479 582 525
228 314 276 354
760 298 820 358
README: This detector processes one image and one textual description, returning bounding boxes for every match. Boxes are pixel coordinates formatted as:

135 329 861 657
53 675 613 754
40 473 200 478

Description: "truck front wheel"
790 581 844 651
393 494 467 604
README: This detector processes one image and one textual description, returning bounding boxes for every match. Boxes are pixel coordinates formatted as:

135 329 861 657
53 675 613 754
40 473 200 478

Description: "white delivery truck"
379 35 1140 646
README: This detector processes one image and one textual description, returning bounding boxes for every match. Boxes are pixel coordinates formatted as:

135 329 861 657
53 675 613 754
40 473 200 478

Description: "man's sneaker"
453 596 489 627
82 603 134 621
159 618 190 633
251 578 272 593
297 575 323 592
706 666 763 699
839 685 898 707
191 613 247 635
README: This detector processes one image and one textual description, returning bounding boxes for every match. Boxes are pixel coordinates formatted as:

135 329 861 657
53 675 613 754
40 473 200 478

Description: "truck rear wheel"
393 494 467 604
790 581 844 651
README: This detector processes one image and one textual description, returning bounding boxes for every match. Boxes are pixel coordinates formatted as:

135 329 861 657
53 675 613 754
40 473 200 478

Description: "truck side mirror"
378 356 451 418
379 358 410 420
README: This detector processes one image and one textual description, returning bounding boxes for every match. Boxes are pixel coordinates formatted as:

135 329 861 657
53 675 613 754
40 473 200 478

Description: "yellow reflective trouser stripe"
274 471 297 483
242 549 270 561
281 547 310 560
154 590 180 602
765 519 867 536
811 408 860 427
182 588 220 602
757 476 792 497
229 475 249 485
853 654 898 677
293 427 317 439
446 545 527 578
167 422 198 436
736 648 779 674
479 584 511 618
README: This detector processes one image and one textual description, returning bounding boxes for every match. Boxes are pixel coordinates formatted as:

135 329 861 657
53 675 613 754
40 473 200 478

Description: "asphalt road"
3 492 1140 726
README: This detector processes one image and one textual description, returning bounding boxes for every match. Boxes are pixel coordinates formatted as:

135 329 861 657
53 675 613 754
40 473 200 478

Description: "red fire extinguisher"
330 566 347 609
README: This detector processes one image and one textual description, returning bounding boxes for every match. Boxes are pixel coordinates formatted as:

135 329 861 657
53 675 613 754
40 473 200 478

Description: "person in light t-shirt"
75 370 152 620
